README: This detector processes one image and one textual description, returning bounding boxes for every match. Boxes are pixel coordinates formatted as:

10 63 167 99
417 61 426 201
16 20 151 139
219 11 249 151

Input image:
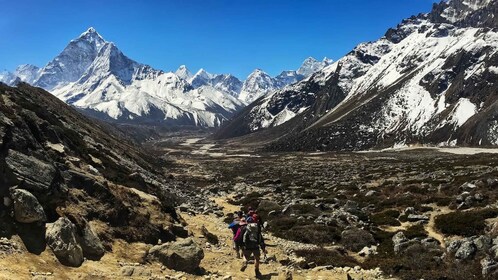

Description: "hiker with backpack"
228 211 244 258
240 218 267 278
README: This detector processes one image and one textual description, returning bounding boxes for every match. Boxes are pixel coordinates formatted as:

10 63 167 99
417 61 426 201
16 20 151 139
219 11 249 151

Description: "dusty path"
180 196 392 280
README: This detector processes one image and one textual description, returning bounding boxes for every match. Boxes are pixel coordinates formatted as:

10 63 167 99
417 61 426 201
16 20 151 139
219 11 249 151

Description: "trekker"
231 217 247 259
240 219 267 278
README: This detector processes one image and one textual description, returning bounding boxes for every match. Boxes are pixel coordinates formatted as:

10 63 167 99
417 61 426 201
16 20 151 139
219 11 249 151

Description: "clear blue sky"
1 0 439 79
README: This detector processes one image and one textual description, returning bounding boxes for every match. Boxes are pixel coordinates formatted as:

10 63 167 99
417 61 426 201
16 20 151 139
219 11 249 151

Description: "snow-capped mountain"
238 69 280 104
237 58 333 104
217 0 498 150
175 65 193 80
2 27 332 127
296 57 333 77
14 64 40 84
36 27 106 90
45 30 243 127
0 71 19 85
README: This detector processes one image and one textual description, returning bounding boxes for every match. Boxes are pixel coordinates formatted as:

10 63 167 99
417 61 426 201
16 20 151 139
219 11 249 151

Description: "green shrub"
404 224 428 239
371 209 401 226
434 208 498 237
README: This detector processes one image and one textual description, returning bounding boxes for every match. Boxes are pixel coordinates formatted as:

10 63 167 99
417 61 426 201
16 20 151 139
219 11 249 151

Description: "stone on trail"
147 237 204 274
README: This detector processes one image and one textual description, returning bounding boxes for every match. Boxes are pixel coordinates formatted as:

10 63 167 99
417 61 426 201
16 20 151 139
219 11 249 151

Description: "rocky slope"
0 82 198 269
217 0 498 151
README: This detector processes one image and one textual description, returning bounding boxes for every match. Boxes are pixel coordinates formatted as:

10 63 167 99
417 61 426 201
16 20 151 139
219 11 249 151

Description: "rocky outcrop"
78 223 105 260
11 188 46 223
147 238 204 273
45 217 84 267
4 150 57 193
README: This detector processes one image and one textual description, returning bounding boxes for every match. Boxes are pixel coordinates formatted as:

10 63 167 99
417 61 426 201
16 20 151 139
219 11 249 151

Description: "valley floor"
3 135 498 279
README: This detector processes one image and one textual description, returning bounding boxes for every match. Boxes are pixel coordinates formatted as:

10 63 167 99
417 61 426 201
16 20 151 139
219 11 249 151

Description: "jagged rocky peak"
76 27 106 47
35 27 109 90
175 65 193 80
430 0 498 27
297 57 333 77
190 68 215 88
238 69 278 104
14 64 40 83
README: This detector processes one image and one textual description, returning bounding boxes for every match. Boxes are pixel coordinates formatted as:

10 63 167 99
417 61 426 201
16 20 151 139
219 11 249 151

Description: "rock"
474 235 492 251
147 238 204 273
482 257 498 277
4 150 56 193
201 226 219 245
446 239 462 254
79 223 105 260
45 217 84 267
392 232 408 254
120 266 152 277
121 266 135 277
358 245 378 257
490 245 498 261
10 188 46 223
460 182 477 191
407 214 429 222
365 190 377 197
455 240 476 260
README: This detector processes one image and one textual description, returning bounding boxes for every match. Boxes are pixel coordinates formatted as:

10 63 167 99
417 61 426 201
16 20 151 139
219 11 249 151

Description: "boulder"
392 232 409 254
481 257 498 277
11 189 46 223
147 238 204 273
407 214 429 222
4 150 56 193
455 240 476 260
446 239 462 254
79 223 105 260
490 245 498 261
45 217 84 267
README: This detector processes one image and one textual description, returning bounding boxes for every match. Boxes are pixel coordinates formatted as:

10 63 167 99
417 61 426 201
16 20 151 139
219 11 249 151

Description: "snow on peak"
297 56 333 77
238 69 278 104
175 65 193 80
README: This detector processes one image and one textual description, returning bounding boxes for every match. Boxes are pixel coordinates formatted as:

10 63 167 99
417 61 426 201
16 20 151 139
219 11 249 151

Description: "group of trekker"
228 207 267 278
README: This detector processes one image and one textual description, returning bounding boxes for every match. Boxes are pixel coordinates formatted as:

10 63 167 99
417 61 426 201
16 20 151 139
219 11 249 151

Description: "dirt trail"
180 196 391 280
425 206 452 247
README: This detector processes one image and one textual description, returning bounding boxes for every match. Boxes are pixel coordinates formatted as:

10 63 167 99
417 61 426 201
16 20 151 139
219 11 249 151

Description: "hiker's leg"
254 249 261 270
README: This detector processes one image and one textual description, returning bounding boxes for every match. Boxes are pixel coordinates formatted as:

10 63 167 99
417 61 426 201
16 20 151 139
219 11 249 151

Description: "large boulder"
45 217 84 267
147 238 204 273
79 223 105 260
4 150 56 193
11 188 46 223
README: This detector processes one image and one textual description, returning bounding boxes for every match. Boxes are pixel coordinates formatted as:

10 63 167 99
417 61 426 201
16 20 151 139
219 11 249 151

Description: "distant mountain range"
216 0 498 150
0 28 331 127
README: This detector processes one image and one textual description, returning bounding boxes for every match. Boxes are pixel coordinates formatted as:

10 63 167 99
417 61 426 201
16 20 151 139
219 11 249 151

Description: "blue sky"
1 0 439 79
